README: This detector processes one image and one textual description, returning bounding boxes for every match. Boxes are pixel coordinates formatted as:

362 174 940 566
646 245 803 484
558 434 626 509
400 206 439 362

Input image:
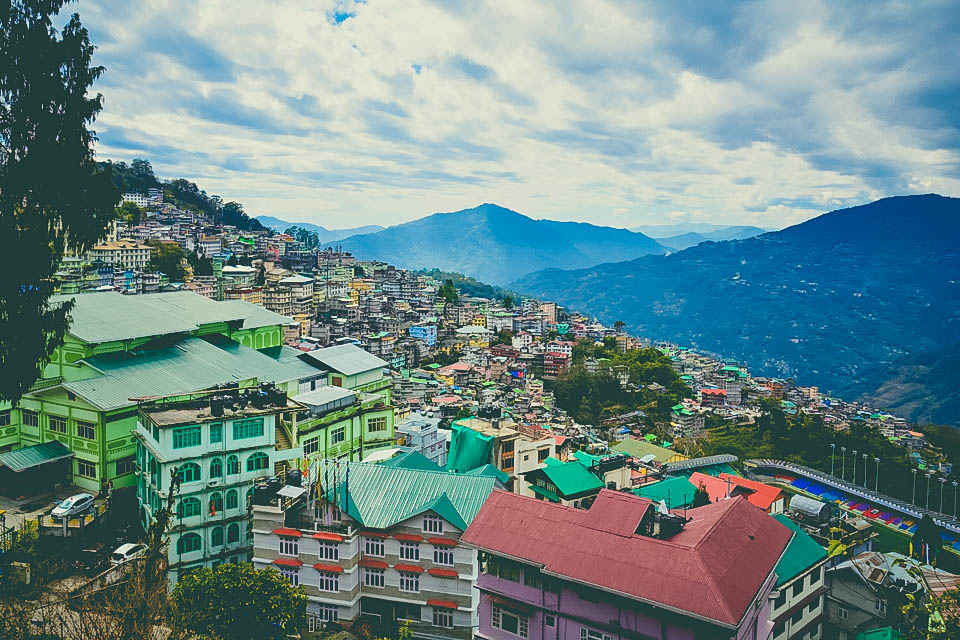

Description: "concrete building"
87 240 152 270
252 463 496 637
396 413 446 468
292 386 395 463
769 515 828 640
136 386 298 582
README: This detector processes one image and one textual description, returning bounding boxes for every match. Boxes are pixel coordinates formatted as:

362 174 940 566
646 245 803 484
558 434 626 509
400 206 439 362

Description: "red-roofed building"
700 387 728 407
688 472 786 514
461 489 793 640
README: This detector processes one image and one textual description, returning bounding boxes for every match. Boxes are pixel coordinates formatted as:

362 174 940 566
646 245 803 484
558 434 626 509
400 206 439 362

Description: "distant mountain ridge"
516 194 960 425
335 203 668 285
658 226 769 251
633 222 772 237
255 216 384 243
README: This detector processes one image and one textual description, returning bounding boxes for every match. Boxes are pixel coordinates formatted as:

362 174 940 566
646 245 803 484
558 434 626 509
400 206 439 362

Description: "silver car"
51 493 95 520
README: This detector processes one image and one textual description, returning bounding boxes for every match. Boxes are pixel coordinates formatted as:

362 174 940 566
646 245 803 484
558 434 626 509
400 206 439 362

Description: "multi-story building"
395 413 446 468
135 386 298 583
199 235 223 257
121 192 151 208
409 324 438 347
1 291 322 493
292 385 395 463
671 402 705 439
300 344 392 403
252 463 497 637
461 490 795 640
769 515 828 640
446 417 555 491
88 240 152 270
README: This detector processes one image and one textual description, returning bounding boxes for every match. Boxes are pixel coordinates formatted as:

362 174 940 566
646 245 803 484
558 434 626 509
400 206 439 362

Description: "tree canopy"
170 563 306 640
0 0 119 402
146 239 186 281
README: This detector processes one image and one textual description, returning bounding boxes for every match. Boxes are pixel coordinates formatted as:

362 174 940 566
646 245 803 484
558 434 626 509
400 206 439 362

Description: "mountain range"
632 222 773 237
254 216 384 243
516 194 960 426
656 226 769 251
334 203 668 285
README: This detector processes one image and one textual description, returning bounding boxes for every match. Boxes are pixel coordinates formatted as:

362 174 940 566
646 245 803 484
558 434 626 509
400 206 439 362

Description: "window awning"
528 483 562 503
0 441 73 472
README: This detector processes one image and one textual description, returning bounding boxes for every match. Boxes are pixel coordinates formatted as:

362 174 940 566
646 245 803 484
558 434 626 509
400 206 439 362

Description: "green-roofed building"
633 476 697 509
252 463 497 636
523 459 604 506
770 514 829 640
0 291 321 493
611 437 688 464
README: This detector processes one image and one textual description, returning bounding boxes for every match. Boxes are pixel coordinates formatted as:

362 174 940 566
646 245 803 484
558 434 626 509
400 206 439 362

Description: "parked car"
50 493 95 520
110 543 147 566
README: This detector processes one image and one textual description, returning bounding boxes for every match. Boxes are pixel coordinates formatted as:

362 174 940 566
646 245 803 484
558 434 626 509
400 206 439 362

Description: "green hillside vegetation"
552 339 691 425
419 268 515 301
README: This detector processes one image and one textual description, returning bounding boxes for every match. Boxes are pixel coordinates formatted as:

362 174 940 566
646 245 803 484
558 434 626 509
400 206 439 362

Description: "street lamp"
939 477 947 513
852 451 858 485
911 468 917 505
830 444 836 477
926 472 933 510
874 457 880 492
862 453 868 487
841 447 847 481
953 481 958 518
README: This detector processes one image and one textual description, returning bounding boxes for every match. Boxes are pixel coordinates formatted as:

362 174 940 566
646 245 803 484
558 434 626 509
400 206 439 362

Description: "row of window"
169 418 265 450
775 566 824 609
178 489 248 518
301 417 390 455
276 566 424 594
174 453 269 484
176 525 242 554
282 536 454 566
20 410 96 439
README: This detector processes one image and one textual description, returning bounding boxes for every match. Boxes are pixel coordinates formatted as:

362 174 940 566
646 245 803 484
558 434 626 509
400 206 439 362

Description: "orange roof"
688 472 783 511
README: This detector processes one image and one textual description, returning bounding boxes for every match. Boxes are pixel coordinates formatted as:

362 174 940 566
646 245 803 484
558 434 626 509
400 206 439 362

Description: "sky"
81 0 960 230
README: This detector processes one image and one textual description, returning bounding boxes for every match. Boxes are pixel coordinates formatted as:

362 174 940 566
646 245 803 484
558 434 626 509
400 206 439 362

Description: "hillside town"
1 192 958 640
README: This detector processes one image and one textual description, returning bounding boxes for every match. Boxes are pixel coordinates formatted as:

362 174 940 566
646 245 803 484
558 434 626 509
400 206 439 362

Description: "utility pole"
830 444 836 476
953 481 958 518
841 447 847 481
874 457 880 492
862 453 868 488
926 472 933 510
912 468 917 505
852 450 858 486
940 477 946 513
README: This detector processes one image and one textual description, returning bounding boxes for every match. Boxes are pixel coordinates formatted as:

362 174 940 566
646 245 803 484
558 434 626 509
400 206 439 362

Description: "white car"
110 543 147 566
50 493 95 520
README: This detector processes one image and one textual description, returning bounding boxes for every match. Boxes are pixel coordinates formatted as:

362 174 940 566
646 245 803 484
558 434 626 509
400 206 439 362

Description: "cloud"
80 0 960 229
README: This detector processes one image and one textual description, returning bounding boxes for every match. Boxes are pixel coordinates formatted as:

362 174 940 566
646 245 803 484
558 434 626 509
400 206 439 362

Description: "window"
22 410 38 427
246 451 269 472
492 606 528 638
433 546 454 566
317 605 339 623
233 417 264 440
211 526 224 547
773 623 785 638
523 568 541 588
368 416 387 432
303 437 319 455
177 533 202 554
364 537 384 557
152 424 160 441
227 455 239 475
178 497 201 518
0 410 9 426
791 611 802 626
538 448 549 462
279 536 299 556
77 459 96 479
399 571 419 593
115 456 136 476
331 427 345 444
318 570 339 592
876 599 887 615
225 489 238 510
811 566 823 585
498 560 522 583
544 615 555 627
423 514 443 534
363 567 384 587
399 541 420 561
579 628 610 640
279 567 299 586
792 581 803 597
209 492 223 514
433 608 454 629
210 457 223 478
177 462 201 484
209 422 223 443
227 523 240 543
331 376 343 387
775 590 787 609
172 426 201 449
49 415 67 433
319 541 339 560
76 420 96 440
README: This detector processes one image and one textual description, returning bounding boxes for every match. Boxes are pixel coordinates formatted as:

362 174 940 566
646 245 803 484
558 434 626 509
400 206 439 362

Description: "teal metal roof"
540 460 604 497
60 336 321 410
380 450 444 472
772 514 828 586
302 344 388 376
0 440 73 472
219 300 296 329
633 476 697 508
326 463 496 531
462 463 509 484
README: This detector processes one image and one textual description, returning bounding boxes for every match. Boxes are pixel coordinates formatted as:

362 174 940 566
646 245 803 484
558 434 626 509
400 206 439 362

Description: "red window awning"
393 563 424 573
359 558 389 569
360 530 389 538
427 599 458 609
273 557 303 567
394 533 423 542
427 537 457 547
313 563 344 573
272 528 302 537
428 567 458 578
313 531 344 542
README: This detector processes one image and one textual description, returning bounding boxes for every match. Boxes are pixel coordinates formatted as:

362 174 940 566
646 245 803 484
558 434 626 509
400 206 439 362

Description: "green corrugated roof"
529 483 563 502
60 336 320 410
327 463 496 530
380 450 443 472
855 629 900 640
0 440 73 472
219 300 296 329
540 461 604 497
633 476 696 508
611 438 678 463
772 514 828 586
462 463 509 484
